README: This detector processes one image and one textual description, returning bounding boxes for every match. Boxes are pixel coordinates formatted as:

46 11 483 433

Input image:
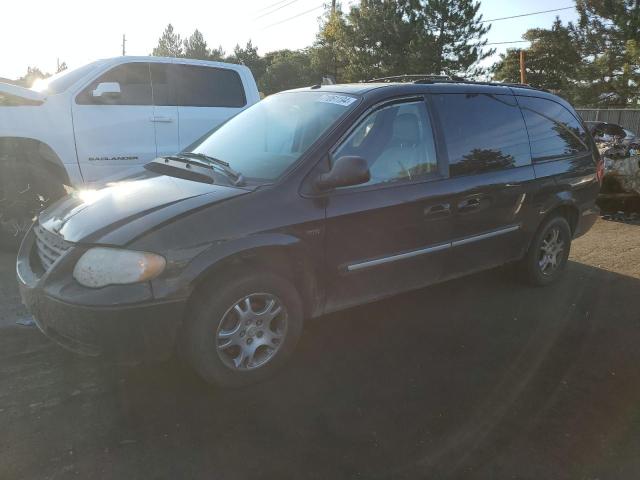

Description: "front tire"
520 215 572 286
183 271 304 387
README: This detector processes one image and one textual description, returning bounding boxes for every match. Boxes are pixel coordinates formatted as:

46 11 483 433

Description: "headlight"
73 247 166 288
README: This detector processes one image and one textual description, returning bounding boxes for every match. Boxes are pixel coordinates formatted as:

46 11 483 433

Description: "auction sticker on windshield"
316 94 357 107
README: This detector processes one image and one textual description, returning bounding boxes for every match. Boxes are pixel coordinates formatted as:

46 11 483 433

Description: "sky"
1 0 579 81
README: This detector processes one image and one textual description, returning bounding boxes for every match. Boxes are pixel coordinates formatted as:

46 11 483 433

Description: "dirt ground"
1 218 640 479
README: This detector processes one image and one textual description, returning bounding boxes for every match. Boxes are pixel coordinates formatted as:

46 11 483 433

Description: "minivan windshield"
191 91 359 181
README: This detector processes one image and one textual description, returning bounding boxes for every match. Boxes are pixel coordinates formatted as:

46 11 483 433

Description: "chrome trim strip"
346 242 450 272
345 224 521 272
451 225 520 247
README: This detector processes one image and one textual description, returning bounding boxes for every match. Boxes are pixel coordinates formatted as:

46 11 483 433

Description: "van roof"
286 80 574 111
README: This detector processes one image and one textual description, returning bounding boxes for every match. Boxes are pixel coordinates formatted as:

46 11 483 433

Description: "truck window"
517 96 589 161
149 63 175 106
76 63 152 106
433 93 531 177
171 64 246 108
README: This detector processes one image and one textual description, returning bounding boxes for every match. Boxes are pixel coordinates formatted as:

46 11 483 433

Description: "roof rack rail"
366 74 456 83
365 73 549 92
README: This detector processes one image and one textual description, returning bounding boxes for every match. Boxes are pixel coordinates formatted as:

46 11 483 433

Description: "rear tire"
183 271 304 388
520 215 572 286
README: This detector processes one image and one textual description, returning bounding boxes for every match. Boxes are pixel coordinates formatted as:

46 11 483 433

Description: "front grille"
33 224 72 271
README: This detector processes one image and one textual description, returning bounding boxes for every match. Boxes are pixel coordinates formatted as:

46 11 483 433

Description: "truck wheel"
183 271 304 387
520 215 572 286
0 165 65 251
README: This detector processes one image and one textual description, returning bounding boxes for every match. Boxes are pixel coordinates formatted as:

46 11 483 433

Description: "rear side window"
76 63 152 106
169 64 246 108
517 96 589 161
433 93 531 177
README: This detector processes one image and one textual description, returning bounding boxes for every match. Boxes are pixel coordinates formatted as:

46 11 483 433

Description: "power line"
255 0 291 13
485 40 530 46
260 4 324 30
254 0 301 20
481 6 574 23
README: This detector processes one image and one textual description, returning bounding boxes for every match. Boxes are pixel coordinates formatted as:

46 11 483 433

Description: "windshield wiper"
178 152 245 186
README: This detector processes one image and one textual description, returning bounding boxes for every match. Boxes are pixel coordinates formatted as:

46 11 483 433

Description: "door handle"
458 197 481 213
424 203 451 218
150 115 173 123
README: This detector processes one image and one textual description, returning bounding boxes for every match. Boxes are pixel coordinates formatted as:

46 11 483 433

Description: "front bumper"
17 226 187 363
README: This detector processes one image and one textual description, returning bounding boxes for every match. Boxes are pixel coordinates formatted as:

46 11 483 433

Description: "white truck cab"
0 56 260 247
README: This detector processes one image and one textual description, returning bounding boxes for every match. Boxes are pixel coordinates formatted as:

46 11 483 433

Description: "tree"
183 29 210 59
493 19 580 95
340 0 416 81
569 0 640 105
209 45 226 61
18 67 49 88
414 0 494 76
312 5 350 82
260 49 319 94
152 24 183 57
310 0 494 82
56 61 68 73
228 40 267 81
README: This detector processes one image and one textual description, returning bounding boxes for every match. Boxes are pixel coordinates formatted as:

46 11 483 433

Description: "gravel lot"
2 218 640 479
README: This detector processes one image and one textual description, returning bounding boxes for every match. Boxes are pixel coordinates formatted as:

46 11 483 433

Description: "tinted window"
433 93 531 177
76 63 152 106
518 96 589 160
170 65 246 108
149 63 175 106
334 101 438 187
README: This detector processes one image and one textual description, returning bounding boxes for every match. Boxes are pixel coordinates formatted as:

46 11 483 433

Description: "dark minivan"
17 80 601 386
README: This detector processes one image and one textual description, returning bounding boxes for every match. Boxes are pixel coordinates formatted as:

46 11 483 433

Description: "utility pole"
519 49 526 84
122 34 126 56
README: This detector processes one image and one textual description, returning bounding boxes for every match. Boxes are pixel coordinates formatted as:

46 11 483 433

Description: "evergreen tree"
209 45 226 62
260 49 319 94
183 29 210 60
152 24 183 57
570 0 640 105
312 5 350 82
228 40 266 80
414 0 494 76
493 19 580 95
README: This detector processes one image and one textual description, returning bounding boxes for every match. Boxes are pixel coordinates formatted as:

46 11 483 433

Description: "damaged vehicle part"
586 121 640 197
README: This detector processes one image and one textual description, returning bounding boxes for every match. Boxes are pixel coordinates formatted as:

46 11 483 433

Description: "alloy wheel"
215 293 288 371
538 226 565 276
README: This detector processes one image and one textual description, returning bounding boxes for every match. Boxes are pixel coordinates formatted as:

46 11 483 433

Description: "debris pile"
592 123 640 196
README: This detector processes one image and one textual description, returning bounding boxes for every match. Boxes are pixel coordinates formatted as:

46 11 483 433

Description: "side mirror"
315 155 370 191
92 82 121 98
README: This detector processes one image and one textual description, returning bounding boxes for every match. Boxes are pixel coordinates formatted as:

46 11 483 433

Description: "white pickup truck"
0 56 260 247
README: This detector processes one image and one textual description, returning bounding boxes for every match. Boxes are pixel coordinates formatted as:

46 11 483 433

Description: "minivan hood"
0 82 46 103
39 174 249 245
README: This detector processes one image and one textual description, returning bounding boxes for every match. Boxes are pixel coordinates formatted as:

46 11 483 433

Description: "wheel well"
545 204 579 234
189 247 319 319
0 137 70 188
